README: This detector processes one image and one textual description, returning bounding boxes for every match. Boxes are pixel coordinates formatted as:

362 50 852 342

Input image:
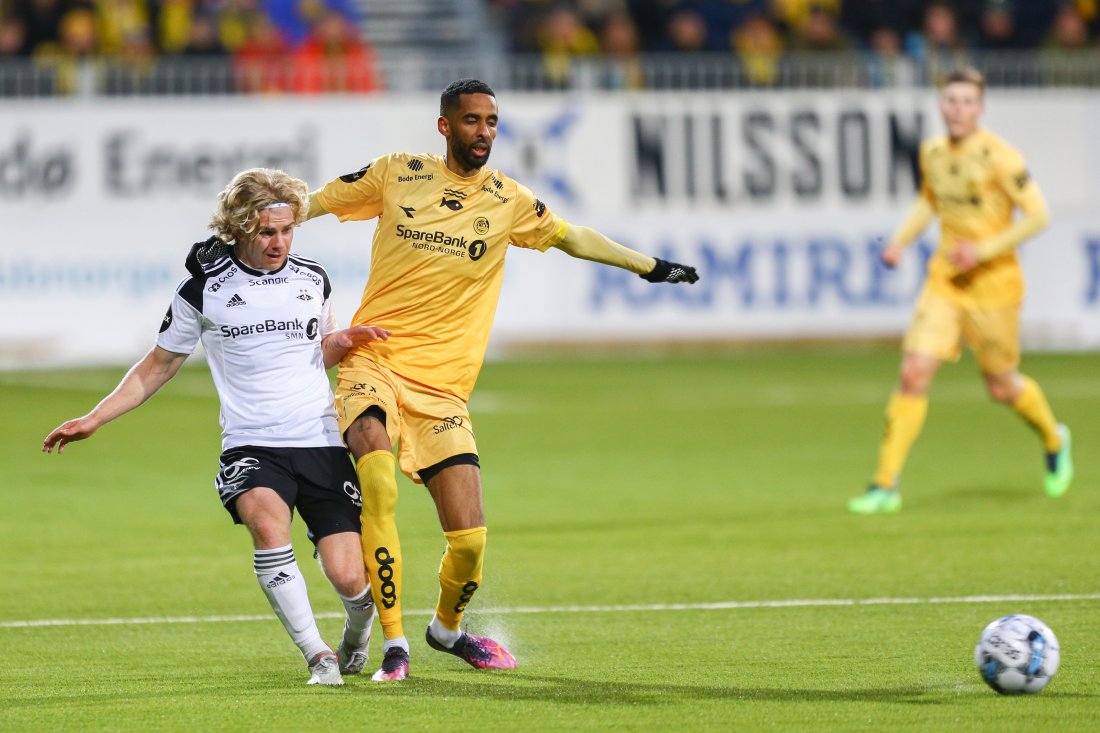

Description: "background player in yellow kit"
307 79 699 679
849 67 1073 515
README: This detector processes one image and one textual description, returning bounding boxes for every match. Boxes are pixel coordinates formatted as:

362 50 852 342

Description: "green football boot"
848 486 902 514
1044 424 1073 498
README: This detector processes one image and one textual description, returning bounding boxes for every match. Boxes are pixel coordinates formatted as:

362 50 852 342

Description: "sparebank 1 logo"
495 105 581 207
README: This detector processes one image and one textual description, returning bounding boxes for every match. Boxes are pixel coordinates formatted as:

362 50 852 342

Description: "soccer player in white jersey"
43 168 389 686
305 78 700 680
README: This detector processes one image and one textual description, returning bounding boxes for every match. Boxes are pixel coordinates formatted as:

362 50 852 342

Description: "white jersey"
157 252 344 451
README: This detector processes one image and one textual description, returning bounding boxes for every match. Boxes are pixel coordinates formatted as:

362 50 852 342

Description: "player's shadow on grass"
386 673 975 706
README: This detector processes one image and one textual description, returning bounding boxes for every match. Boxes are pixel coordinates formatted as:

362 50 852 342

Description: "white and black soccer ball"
974 614 1060 694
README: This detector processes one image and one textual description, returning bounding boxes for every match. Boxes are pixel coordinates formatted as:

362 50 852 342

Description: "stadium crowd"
0 0 383 93
496 1 1099 56
1 0 1097 92
493 0 1100 87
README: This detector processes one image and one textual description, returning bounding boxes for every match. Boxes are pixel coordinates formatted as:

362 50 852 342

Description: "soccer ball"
974 614 1060 694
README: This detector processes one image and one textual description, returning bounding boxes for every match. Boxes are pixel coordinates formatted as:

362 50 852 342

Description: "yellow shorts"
334 355 477 483
902 287 1020 374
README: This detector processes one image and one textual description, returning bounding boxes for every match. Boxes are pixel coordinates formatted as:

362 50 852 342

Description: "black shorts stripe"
418 453 480 486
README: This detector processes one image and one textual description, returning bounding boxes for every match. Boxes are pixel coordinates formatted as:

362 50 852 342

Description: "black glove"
640 258 699 284
185 235 232 278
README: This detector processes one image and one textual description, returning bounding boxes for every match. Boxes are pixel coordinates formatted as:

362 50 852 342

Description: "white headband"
262 202 291 210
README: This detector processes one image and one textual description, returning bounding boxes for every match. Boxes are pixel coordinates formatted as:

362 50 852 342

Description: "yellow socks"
873 392 929 489
434 527 486 632
1012 376 1061 453
356 450 404 641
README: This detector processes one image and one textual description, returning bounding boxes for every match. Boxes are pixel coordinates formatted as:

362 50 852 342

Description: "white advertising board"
1 91 1097 367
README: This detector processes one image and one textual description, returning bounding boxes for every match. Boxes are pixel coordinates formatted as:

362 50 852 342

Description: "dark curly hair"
440 79 496 116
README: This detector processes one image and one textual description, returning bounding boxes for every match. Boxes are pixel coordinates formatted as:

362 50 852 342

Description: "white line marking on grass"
3 593 1098 629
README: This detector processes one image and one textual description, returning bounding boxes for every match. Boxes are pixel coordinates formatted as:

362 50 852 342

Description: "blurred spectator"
1040 3 1094 85
0 14 29 56
772 0 841 33
536 4 599 88
598 10 644 89
292 9 382 93
218 0 266 53
1072 0 1100 36
869 25 903 57
731 11 783 85
160 11 231 94
33 6 97 93
1044 2 1092 49
93 0 151 58
660 8 708 52
233 12 290 92
978 0 1020 50
786 4 855 52
864 24 917 87
103 25 157 94
494 0 555 52
155 0 196 55
179 12 227 56
906 1 970 61
0 14 34 95
268 0 360 47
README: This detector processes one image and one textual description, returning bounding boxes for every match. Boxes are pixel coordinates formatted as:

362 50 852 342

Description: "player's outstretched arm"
553 224 699 283
42 346 188 454
882 197 935 268
321 325 391 369
306 192 329 221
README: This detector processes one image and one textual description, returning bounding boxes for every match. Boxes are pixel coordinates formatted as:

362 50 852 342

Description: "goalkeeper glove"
640 258 699 284
185 235 233 278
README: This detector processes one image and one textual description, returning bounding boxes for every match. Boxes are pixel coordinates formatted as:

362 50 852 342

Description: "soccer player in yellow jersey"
306 79 699 679
849 67 1073 514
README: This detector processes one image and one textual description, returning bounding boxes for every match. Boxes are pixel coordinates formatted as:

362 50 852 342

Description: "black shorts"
214 445 361 543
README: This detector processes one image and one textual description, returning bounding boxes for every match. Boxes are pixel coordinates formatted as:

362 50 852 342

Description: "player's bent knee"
899 365 933 395
235 488 292 547
317 533 369 593
357 451 398 515
986 381 1017 404
325 562 368 597
446 526 487 566
245 518 291 549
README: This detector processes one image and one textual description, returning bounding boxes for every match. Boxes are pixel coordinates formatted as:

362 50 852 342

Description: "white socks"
428 614 462 648
383 635 410 653
338 587 375 648
253 545 328 662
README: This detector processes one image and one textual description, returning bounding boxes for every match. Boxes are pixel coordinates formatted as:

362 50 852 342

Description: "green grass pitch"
2 346 1098 732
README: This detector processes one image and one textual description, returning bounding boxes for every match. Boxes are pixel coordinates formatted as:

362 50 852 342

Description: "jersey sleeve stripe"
177 275 204 314
289 254 332 300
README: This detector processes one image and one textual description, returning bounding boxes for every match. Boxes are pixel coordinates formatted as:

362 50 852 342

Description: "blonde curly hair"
209 168 309 243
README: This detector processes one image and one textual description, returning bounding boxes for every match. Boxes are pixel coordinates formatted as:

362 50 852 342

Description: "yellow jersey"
312 153 567 401
910 128 1048 307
